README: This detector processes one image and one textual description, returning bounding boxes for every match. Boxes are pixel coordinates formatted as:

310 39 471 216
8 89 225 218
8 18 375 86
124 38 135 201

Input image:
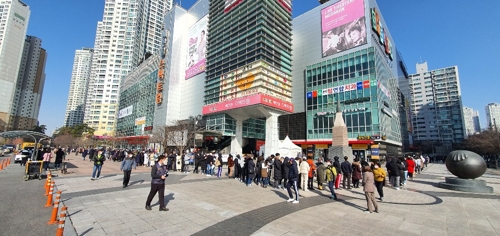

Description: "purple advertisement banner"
185 15 208 80
185 58 206 80
321 0 367 58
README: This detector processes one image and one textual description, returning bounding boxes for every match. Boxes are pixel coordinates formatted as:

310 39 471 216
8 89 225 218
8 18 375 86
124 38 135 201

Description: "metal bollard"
55 207 67 236
47 196 61 224
45 181 54 207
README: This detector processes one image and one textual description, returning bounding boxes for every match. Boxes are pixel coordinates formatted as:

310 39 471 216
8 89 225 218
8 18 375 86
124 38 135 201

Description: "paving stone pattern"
14 153 500 236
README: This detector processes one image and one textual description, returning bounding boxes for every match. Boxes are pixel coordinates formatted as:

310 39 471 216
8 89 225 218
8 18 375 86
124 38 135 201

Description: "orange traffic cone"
55 207 67 236
45 181 54 207
48 196 61 224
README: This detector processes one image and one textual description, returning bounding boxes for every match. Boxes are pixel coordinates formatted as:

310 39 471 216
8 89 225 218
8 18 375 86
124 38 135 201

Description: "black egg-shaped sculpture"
445 150 486 179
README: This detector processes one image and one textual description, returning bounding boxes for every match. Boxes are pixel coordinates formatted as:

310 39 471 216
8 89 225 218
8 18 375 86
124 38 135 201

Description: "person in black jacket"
273 155 283 189
285 158 299 203
340 156 352 189
234 155 240 179
145 155 169 211
283 156 290 187
246 155 255 186
387 158 400 190
333 156 342 189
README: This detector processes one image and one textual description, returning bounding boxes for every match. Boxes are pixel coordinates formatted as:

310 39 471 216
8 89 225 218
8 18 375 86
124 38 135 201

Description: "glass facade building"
203 0 293 138
292 0 410 159
116 56 159 136
305 47 402 156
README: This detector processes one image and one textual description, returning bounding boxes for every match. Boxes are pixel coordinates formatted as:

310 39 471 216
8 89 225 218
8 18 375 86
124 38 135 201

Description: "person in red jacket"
406 156 415 180
306 158 316 190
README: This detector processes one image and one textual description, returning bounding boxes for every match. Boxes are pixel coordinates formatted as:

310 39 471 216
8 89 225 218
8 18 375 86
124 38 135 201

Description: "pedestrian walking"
286 157 299 204
145 155 169 211
372 162 386 201
42 150 52 171
362 165 378 213
325 159 338 200
91 150 105 180
120 153 137 188
261 160 269 188
54 148 65 170
333 156 342 189
387 158 400 190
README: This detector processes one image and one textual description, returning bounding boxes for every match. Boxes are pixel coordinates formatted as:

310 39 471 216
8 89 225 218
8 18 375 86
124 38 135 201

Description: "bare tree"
150 126 167 153
461 129 500 169
53 135 78 148
164 120 196 155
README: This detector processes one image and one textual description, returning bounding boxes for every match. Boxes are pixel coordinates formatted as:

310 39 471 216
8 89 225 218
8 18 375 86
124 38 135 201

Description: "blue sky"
22 0 499 135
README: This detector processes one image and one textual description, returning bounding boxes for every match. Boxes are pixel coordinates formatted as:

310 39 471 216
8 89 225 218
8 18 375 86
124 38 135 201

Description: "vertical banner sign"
370 8 393 60
371 144 379 160
321 0 367 58
156 60 165 105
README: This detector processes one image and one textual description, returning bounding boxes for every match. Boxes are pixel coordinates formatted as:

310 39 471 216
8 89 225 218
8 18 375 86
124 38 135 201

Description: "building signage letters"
156 60 165 105
371 8 393 60
315 107 367 116
357 135 381 140
344 97 370 104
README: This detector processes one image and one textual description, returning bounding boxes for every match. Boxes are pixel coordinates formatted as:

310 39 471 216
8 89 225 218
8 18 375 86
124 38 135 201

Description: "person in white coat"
299 158 310 191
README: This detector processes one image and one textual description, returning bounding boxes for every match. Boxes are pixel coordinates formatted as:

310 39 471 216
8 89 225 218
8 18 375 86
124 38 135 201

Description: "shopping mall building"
288 0 412 160
115 0 412 158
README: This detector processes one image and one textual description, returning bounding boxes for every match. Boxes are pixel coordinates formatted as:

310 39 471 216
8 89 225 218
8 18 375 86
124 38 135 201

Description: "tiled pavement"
50 155 500 236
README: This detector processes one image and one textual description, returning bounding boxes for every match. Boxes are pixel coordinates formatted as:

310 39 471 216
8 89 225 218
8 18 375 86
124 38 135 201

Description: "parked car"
0 148 4 156
14 150 31 164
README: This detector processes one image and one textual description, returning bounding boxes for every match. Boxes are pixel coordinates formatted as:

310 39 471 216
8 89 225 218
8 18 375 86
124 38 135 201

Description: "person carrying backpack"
325 159 338 200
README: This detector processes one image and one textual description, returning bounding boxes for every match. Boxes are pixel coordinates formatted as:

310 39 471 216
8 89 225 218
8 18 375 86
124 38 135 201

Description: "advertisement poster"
185 15 208 79
135 117 146 125
224 0 245 13
117 105 133 119
321 0 367 58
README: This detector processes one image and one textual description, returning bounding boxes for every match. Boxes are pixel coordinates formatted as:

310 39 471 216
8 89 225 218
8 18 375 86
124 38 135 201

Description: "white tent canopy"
259 136 302 157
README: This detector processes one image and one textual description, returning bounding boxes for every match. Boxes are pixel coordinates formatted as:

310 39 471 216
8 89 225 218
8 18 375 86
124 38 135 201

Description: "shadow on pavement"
128 180 145 186
79 227 94 236
271 188 289 200
152 193 175 207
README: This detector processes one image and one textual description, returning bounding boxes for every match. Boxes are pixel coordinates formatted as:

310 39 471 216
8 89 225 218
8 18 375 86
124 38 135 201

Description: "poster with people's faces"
321 0 367 58
185 15 208 80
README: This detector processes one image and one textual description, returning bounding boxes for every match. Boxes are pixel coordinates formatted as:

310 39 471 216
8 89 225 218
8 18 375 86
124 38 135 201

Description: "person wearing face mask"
120 152 137 188
91 149 105 180
145 155 169 211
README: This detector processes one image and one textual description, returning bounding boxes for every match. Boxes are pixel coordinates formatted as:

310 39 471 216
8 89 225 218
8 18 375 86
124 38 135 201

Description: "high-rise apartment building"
64 48 93 127
485 103 500 131
202 0 294 155
409 62 465 156
84 0 173 136
463 106 480 136
0 0 30 131
9 35 47 130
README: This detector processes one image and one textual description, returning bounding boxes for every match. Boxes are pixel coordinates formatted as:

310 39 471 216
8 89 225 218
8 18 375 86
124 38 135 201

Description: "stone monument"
328 99 354 162
437 150 493 193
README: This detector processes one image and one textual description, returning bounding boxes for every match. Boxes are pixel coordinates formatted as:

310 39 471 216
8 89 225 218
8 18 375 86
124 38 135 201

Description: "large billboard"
202 93 294 115
321 0 367 58
225 0 245 13
185 15 208 79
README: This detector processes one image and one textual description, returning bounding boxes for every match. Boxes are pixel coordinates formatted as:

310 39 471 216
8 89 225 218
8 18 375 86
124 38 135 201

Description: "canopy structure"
259 136 302 158
0 130 51 160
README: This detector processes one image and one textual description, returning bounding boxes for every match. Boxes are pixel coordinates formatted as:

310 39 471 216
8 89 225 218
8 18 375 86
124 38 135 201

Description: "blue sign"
371 149 379 156
306 92 312 99
356 82 363 90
